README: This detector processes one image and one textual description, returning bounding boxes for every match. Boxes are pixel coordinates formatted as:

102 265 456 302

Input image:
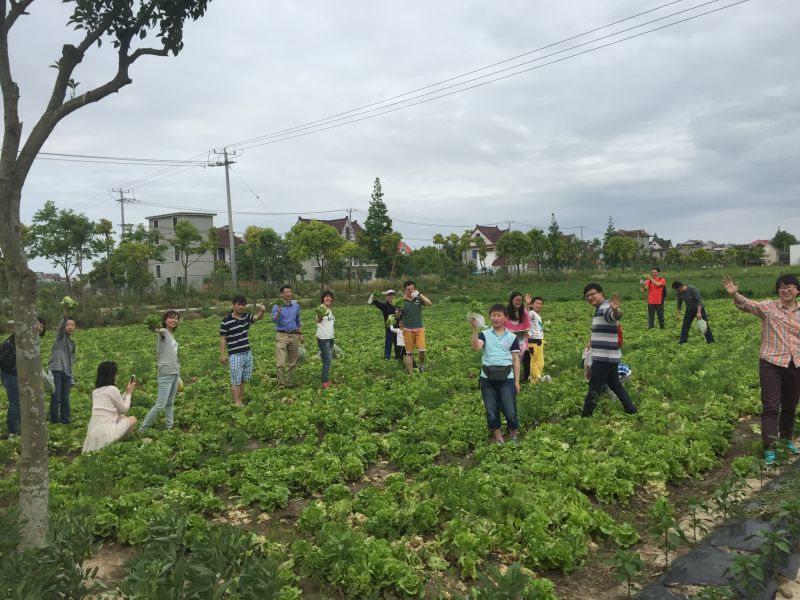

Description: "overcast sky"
11 0 800 272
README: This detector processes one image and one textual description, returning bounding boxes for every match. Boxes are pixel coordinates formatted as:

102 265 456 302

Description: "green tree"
111 225 165 297
91 218 116 289
526 228 548 273
473 235 488 273
240 225 265 296
546 213 563 270
169 220 208 308
602 216 616 267
0 1 211 548
771 228 798 252
432 233 447 275
380 231 403 280
410 245 445 276
496 231 533 276
363 177 393 275
286 220 345 291
26 200 96 292
604 235 640 271
692 247 715 268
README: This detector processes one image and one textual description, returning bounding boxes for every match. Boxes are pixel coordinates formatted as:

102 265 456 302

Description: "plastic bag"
333 344 344 359
696 318 708 334
296 346 307 365
41 369 55 394
468 313 486 329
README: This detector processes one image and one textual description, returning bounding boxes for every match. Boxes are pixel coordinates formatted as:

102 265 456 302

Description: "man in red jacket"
642 267 666 329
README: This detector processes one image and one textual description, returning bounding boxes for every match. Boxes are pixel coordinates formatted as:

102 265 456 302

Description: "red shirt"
644 277 666 304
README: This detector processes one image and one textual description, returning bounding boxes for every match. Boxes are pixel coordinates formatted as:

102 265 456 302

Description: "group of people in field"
0 272 798 465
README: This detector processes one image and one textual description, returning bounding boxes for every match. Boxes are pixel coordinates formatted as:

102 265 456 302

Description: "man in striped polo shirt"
723 274 800 465
220 295 266 406
581 282 637 417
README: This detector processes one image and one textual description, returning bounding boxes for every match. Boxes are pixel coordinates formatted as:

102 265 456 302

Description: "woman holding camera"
82 361 137 453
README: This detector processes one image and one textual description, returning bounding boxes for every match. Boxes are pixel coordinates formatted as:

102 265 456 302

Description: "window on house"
472 249 478 260
152 219 159 229
174 248 180 262
172 217 178 230
166 277 172 287
156 265 161 278
217 247 225 261
363 271 373 282
177 276 183 285
154 235 160 244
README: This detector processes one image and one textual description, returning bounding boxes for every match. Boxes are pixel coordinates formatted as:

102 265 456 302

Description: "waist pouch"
482 365 512 381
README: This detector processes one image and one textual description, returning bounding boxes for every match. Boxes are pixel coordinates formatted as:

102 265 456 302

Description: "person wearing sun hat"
368 289 398 360
723 274 800 466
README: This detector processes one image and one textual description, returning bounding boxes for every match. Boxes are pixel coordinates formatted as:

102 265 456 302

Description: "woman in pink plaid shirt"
724 274 800 465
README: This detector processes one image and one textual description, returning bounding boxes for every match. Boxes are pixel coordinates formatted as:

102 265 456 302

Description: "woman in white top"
139 310 180 432
82 361 137 453
316 290 335 389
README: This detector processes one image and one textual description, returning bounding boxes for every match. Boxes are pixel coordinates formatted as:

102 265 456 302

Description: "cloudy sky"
11 0 800 272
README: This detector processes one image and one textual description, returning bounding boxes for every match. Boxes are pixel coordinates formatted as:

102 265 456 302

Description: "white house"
295 216 378 281
465 225 509 272
750 239 779 266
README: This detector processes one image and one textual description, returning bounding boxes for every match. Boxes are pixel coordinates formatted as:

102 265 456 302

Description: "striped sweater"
590 300 621 363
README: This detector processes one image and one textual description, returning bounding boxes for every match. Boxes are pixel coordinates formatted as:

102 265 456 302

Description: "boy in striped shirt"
220 295 266 406
581 282 637 417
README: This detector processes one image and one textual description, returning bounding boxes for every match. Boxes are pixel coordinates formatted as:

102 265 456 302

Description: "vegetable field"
0 291 775 598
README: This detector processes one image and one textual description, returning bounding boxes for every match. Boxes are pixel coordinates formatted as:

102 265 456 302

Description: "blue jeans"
582 361 637 417
50 370 71 424
383 328 396 360
480 377 519 431
1 370 20 434
318 338 334 383
140 373 179 431
679 306 715 344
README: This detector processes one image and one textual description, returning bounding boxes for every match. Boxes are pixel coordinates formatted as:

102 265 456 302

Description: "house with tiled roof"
750 239 779 266
295 216 378 281
648 234 671 261
466 224 509 272
616 229 652 250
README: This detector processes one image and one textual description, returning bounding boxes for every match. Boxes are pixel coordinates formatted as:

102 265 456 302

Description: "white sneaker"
540 375 552 382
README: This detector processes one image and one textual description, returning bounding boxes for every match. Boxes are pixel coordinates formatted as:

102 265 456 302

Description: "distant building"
750 239 779 266
648 235 672 261
676 240 707 256
790 244 800 266
466 225 509 272
146 211 243 288
36 272 63 283
616 229 652 250
295 216 378 281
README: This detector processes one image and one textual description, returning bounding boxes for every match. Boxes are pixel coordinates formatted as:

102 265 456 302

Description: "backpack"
0 335 16 373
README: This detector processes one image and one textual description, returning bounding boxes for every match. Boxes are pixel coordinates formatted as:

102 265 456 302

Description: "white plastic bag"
468 313 486 329
41 369 55 394
696 318 708 334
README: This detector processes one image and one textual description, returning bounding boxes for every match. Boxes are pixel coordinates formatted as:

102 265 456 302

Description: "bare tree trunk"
0 186 49 549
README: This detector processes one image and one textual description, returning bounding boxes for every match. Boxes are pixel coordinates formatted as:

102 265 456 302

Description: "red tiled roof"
750 239 770 248
216 225 244 247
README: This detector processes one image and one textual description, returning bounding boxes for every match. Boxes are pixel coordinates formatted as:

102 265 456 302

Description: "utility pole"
213 148 241 288
113 188 136 239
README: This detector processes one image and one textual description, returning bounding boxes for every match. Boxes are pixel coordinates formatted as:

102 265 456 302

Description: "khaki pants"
276 332 300 385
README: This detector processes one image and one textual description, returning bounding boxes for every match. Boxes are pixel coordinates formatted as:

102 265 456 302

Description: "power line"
36 152 215 165
234 0 749 151
223 0 691 149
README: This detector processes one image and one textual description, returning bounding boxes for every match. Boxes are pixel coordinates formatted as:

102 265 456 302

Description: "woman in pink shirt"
82 361 138 453
505 291 531 382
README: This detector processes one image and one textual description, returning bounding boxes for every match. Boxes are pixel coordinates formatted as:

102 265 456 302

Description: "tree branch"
130 47 169 62
4 0 36 32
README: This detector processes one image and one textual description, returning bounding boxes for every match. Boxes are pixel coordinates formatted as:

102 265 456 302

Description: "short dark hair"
531 296 544 304
671 281 684 290
320 289 334 302
776 274 800 295
95 361 118 389
403 280 415 289
651 267 660 272
489 303 508 316
232 294 247 305
37 316 46 337
583 282 603 296
161 309 180 330
279 284 292 293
